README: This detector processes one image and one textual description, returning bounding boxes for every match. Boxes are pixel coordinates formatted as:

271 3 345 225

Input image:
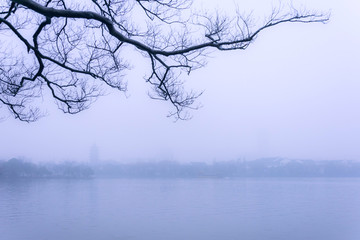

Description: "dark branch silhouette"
0 0 329 121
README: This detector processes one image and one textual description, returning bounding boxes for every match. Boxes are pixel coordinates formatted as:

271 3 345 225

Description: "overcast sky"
1 0 359 163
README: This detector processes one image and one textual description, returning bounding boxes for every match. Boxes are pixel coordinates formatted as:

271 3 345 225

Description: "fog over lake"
1 0 360 240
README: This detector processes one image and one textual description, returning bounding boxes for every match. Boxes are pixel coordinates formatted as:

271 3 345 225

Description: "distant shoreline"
2 157 360 179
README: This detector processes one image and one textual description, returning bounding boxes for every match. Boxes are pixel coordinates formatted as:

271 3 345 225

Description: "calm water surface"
1 178 360 240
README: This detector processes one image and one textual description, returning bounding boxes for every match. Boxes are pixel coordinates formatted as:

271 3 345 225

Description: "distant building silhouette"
89 144 99 163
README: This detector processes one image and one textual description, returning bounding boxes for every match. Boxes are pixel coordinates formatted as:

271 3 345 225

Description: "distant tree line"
2 158 360 179
0 158 93 178
93 158 360 178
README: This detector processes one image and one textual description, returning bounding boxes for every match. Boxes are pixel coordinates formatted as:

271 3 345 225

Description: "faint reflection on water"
1 178 360 240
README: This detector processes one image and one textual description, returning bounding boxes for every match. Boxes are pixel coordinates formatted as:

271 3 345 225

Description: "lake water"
1 178 360 240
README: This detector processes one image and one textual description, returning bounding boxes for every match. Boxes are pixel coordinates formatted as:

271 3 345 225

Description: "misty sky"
1 0 359 163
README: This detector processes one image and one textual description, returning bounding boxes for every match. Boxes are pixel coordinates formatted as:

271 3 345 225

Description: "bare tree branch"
0 0 329 121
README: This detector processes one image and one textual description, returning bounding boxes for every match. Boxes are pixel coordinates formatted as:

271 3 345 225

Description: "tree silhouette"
0 0 328 121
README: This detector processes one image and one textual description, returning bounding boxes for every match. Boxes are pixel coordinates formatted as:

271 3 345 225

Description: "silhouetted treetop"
0 0 329 121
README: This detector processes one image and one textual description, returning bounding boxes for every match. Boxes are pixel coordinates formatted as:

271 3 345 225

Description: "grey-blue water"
1 178 360 240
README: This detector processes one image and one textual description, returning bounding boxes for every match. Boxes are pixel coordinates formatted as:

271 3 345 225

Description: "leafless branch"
0 0 329 121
